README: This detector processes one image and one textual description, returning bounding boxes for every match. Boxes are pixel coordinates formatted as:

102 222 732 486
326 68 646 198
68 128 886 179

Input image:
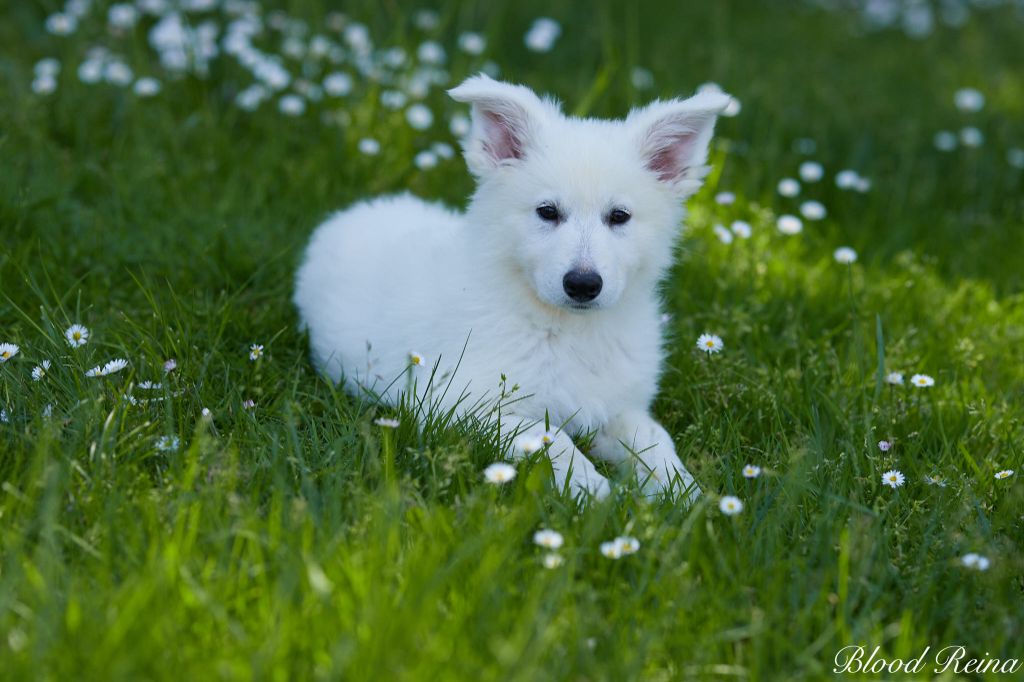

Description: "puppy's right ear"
448 74 551 177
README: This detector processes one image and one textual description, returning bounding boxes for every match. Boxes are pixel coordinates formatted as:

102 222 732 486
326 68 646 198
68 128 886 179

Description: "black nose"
562 269 603 303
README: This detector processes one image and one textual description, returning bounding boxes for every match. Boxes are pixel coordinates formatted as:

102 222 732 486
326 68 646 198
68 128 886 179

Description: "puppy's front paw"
567 466 611 500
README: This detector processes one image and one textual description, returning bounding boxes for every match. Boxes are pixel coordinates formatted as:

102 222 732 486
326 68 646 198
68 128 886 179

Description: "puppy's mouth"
566 301 599 312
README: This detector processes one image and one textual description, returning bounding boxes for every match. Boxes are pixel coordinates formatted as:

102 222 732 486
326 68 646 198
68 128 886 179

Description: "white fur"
294 75 728 500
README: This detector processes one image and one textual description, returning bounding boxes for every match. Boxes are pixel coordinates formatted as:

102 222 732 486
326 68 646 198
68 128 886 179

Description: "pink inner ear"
647 132 695 182
481 110 523 162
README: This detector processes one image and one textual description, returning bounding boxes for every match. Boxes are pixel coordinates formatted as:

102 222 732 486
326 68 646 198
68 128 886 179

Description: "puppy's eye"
536 204 560 222
608 208 632 226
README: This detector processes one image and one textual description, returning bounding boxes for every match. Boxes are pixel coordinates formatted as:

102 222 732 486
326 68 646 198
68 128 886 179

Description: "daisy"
449 114 471 138
0 343 19 362
414 9 440 30
730 220 752 239
323 72 353 97
877 440 892 452
243 399 256 410
953 87 985 113
514 433 544 454
742 464 761 479
457 32 486 55
406 103 434 130
777 178 801 197
614 536 640 555
32 75 57 95
201 407 212 418
599 541 622 559
834 169 860 190
278 94 306 116
249 344 264 361
432 142 455 159
630 66 654 90
714 191 735 205
137 381 162 390
910 374 935 388
933 131 957 152
133 77 162 97
713 224 734 244
0 408 8 423
719 495 744 515
960 553 991 571
417 41 446 65
541 553 564 569
1008 148 1024 170
358 138 381 156
885 371 904 386
833 246 858 264
483 462 517 484
46 13 78 35
776 214 803 235
65 324 90 347
409 351 426 367
155 435 180 452
524 17 561 53
414 150 438 170
798 161 824 182
103 358 128 375
994 470 1014 480
374 417 400 428
959 126 984 148
533 529 564 549
800 200 827 221
31 360 51 381
541 431 556 445
696 333 724 354
881 469 905 488
108 4 139 29
163 358 177 373
922 474 947 487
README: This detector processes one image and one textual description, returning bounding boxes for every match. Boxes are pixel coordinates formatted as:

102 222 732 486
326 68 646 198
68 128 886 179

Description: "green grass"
2 1 1024 680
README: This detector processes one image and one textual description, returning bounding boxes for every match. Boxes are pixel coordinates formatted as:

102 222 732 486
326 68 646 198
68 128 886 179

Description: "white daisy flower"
514 433 544 455
409 351 426 367
42 404 53 419
798 161 824 182
86 358 129 377
201 407 212 418
108 3 139 30
432 142 455 159
1008 148 1024 170
800 200 826 221
405 103 433 130
696 333 724 354
483 462 517 484
533 529 564 549
243 399 256 410
777 178 801 197
358 138 381 156
614 536 640 555
32 75 57 95
249 344 263 361
524 17 561 53
46 13 78 36
458 32 486 55
65 324 90 347
959 126 984 148
713 224 734 244
933 131 957 152
922 474 947 487
953 87 985 113
414 151 438 170
414 9 440 30
31 360 51 381
78 60 103 84
323 72 353 97
163 358 177 373
0 343 19 362
885 371 904 386
776 214 803 235
994 469 1014 480
877 440 892 452
833 246 858 264
133 77 162 97
541 553 564 569
854 177 872 193
911 374 935 388
630 66 654 90
541 430 555 445
416 41 446 65
719 495 744 515
278 94 306 116
881 469 905 488
960 553 990 571
731 220 752 239
835 169 860 190
742 464 761 479
449 114 471 138
599 541 622 559
137 381 162 390
0 408 8 423
103 62 134 86
374 417 400 428
714 191 735 205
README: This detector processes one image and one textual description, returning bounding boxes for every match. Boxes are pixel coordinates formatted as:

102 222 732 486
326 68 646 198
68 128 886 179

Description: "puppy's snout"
562 269 603 303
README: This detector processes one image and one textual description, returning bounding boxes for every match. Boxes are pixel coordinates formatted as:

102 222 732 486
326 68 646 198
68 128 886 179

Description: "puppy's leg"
507 418 610 500
592 410 701 503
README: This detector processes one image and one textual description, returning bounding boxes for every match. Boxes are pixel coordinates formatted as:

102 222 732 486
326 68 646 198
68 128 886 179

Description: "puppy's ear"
628 91 730 195
448 74 553 177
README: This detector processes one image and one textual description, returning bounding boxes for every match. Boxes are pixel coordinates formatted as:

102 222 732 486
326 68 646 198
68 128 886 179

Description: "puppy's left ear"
628 91 730 195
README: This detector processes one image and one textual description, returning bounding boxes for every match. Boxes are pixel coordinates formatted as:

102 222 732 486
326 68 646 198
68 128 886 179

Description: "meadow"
1 1 1023 679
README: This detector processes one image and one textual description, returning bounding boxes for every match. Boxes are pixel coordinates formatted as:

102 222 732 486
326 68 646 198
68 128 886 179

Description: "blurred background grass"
1 1 1023 680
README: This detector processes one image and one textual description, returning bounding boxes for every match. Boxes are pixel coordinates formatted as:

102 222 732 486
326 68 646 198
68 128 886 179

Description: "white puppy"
294 75 728 500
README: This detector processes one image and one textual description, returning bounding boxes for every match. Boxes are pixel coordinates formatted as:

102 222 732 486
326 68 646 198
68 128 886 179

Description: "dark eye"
536 204 560 222
608 208 632 226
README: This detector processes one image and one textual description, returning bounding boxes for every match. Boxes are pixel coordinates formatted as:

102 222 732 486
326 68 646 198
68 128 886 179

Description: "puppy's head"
449 74 728 313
